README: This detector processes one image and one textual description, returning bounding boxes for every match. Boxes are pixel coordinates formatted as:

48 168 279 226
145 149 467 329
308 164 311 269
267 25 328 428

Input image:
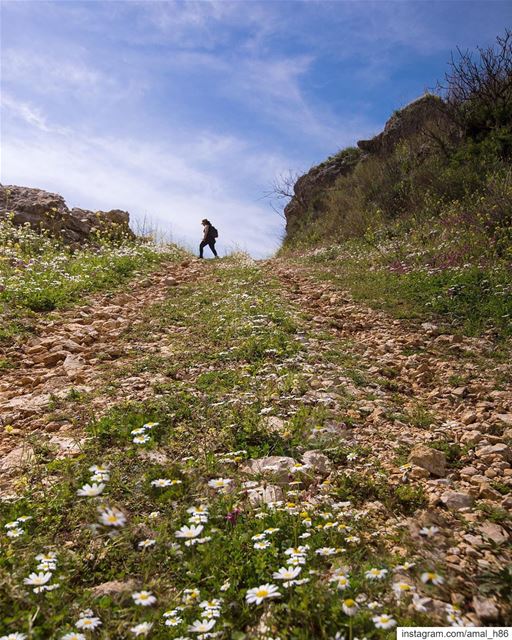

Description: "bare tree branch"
261 170 303 218
435 29 512 135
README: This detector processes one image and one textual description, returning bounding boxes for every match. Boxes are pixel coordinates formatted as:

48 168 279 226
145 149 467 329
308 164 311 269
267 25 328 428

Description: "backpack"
210 225 219 239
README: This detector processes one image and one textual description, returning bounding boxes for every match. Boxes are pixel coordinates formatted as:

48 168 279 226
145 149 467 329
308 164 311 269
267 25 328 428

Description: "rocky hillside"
0 184 134 244
278 37 512 338
0 32 510 639
282 31 511 257
283 94 452 241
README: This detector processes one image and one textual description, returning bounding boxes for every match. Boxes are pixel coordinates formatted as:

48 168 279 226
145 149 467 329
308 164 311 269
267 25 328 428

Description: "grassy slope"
284 229 512 339
0 256 451 639
0 218 187 346
280 157 512 339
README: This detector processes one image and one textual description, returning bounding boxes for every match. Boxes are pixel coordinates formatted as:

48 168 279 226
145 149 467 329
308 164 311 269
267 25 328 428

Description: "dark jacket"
202 223 215 242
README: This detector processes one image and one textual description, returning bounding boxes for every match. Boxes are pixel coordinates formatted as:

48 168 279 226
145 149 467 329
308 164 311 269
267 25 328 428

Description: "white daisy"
251 533 267 541
89 464 109 473
273 566 301 581
175 524 204 540
412 595 432 613
61 634 86 640
365 568 388 580
90 472 110 483
78 609 94 618
77 483 105 497
188 619 216 633
130 622 153 636
23 572 52 586
132 590 156 606
419 526 439 537
98 507 126 527
138 539 156 549
199 598 222 610
342 599 359 616
35 552 57 562
150 478 172 488
284 546 309 556
332 575 350 590
392 582 415 597
421 571 444 585
207 478 233 490
315 547 337 556
246 583 281 605
188 514 208 524
75 617 102 631
254 540 271 550
373 614 397 630
187 505 209 516
290 463 309 473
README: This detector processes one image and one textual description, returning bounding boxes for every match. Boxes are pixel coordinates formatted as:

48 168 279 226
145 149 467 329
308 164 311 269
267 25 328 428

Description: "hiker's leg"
199 240 207 258
209 241 218 257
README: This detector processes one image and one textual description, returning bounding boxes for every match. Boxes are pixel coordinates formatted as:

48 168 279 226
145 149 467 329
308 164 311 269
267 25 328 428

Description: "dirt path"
0 258 205 489
271 259 512 494
267 259 512 617
1 255 511 632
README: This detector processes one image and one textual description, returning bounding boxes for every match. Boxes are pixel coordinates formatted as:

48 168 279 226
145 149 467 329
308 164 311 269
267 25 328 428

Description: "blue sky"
1 1 510 256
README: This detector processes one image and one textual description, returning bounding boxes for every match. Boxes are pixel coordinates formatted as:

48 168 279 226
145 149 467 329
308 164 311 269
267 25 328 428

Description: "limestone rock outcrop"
0 184 134 244
356 94 449 155
283 94 452 241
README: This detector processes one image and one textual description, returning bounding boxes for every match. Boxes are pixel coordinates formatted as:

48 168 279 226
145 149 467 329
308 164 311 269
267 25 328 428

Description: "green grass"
0 216 187 344
0 357 14 371
296 239 512 338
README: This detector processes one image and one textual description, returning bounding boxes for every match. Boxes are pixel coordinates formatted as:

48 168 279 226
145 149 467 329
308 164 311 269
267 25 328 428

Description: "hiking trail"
1 255 510 635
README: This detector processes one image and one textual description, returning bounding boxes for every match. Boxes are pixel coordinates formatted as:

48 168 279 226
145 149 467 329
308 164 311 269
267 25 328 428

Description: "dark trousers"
199 239 218 258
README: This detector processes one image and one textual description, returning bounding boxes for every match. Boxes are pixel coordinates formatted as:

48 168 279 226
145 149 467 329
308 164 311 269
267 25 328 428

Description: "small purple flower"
226 508 241 525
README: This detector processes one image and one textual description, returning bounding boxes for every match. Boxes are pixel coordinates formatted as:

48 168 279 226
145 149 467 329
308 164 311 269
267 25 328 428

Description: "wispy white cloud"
1 93 58 133
2 49 115 95
0 99 287 257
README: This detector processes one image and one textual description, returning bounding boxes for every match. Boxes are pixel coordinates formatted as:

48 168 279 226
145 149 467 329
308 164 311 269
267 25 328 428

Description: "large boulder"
408 444 447 477
240 456 297 485
0 184 134 244
357 94 450 155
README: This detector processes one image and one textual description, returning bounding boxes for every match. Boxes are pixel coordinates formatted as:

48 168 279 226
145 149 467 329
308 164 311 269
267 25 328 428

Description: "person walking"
199 218 219 258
